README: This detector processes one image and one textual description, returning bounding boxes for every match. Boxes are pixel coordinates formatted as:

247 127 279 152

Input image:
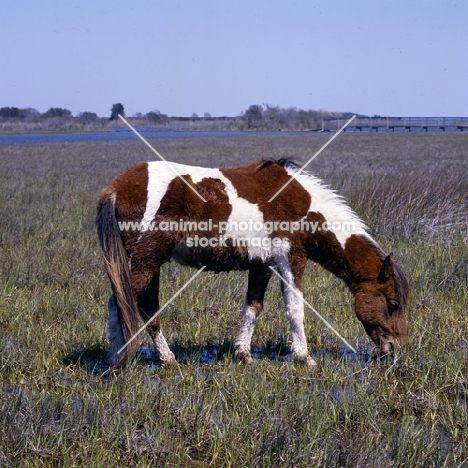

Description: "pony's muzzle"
382 340 395 355
377 337 403 358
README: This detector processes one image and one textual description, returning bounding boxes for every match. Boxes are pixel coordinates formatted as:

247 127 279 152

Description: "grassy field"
0 133 467 467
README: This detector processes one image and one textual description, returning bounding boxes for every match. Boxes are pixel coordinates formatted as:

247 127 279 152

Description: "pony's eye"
388 299 399 311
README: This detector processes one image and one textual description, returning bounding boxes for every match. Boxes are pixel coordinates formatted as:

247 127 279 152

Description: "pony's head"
354 254 409 356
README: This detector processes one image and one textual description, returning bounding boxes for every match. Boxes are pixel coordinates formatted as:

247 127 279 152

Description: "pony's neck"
307 233 384 291
344 235 388 293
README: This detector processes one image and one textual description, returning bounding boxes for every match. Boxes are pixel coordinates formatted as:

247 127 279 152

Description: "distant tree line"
0 106 103 120
0 104 169 122
0 107 41 119
242 104 360 130
0 103 366 131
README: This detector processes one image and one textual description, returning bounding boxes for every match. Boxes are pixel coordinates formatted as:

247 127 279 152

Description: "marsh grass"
0 133 467 466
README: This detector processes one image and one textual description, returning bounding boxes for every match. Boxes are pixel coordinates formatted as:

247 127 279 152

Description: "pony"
96 158 408 370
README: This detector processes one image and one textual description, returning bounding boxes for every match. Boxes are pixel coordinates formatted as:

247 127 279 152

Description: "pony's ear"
378 254 394 283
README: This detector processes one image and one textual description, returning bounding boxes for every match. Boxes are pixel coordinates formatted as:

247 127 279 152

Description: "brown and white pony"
96 159 408 370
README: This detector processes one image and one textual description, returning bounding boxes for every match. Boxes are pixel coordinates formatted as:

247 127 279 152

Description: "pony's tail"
96 189 139 370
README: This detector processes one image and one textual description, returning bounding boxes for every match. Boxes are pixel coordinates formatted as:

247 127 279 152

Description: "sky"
1 0 467 118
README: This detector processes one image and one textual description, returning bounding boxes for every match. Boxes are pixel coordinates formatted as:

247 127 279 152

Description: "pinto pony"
96 159 408 370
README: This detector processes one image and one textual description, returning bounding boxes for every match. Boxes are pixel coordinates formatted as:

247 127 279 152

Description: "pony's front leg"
234 262 272 363
275 256 316 367
233 302 258 364
149 316 175 364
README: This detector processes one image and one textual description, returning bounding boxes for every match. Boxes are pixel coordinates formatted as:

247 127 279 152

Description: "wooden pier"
321 117 468 133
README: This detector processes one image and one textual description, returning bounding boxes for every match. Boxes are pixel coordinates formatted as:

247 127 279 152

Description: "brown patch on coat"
157 174 232 228
344 234 386 282
138 173 250 272
298 211 351 283
220 161 311 223
110 162 149 223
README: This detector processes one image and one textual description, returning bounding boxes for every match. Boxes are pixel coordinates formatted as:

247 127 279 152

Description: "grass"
0 133 467 467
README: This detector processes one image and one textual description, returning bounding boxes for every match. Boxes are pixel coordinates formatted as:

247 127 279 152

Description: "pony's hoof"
159 350 176 365
234 348 253 364
293 354 317 368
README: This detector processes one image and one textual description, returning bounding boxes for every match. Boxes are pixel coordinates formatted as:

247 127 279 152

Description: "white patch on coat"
140 162 181 231
284 166 370 248
213 174 277 262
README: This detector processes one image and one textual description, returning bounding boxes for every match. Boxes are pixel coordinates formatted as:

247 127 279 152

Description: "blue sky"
1 0 467 117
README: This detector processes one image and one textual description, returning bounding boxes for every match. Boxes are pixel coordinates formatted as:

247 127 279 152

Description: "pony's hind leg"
234 262 272 363
108 293 125 366
137 271 176 364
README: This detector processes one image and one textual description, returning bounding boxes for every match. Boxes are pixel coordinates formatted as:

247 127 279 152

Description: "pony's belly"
171 241 251 272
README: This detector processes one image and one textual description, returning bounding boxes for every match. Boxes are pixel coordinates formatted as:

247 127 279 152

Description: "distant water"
0 129 284 145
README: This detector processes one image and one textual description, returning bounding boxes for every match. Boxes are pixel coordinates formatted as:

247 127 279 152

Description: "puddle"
63 340 377 373
138 341 374 367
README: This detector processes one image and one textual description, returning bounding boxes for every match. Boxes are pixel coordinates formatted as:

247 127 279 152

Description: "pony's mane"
256 157 301 172
259 158 368 239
